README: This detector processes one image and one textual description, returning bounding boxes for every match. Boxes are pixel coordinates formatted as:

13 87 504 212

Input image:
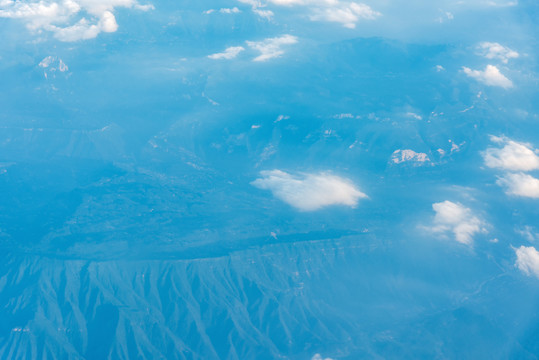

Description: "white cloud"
483 137 539 171
239 0 380 27
486 0 518 7
251 170 367 211
252 8 273 18
0 0 153 41
220 7 241 13
405 112 422 120
515 246 539 279
478 42 519 64
39 55 68 78
391 149 430 164
309 2 380 28
238 0 273 19
462 65 513 88
311 354 334 360
517 226 539 242
497 173 539 199
430 201 485 245
208 46 245 60
246 35 298 61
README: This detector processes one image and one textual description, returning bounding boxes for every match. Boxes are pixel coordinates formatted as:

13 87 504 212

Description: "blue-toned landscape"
1 0 539 358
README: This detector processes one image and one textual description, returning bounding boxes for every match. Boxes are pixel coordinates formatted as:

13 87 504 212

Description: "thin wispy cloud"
246 35 298 61
208 46 245 60
239 0 380 27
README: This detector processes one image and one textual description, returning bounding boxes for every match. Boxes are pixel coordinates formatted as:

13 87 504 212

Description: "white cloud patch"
39 55 68 71
483 137 539 171
462 65 513 88
208 46 245 60
429 201 485 245
405 112 422 120
478 42 519 64
0 0 153 41
220 7 241 13
391 149 430 165
486 0 518 7
251 170 367 211
497 173 539 199
311 354 334 360
253 8 273 18
246 34 298 61
240 0 380 27
515 246 539 279
39 55 68 78
238 0 273 19
517 226 539 242
309 2 380 28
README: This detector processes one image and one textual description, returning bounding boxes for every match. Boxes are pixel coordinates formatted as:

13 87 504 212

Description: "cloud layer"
0 0 153 41
462 65 513 88
251 170 367 211
430 201 484 245
515 246 539 279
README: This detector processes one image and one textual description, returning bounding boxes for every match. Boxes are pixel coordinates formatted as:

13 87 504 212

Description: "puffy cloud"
478 42 519 64
251 170 367 211
208 46 245 60
462 65 513 88
497 173 539 199
430 201 485 245
515 246 539 279
391 149 430 165
0 0 153 41
483 137 539 171
246 35 298 61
